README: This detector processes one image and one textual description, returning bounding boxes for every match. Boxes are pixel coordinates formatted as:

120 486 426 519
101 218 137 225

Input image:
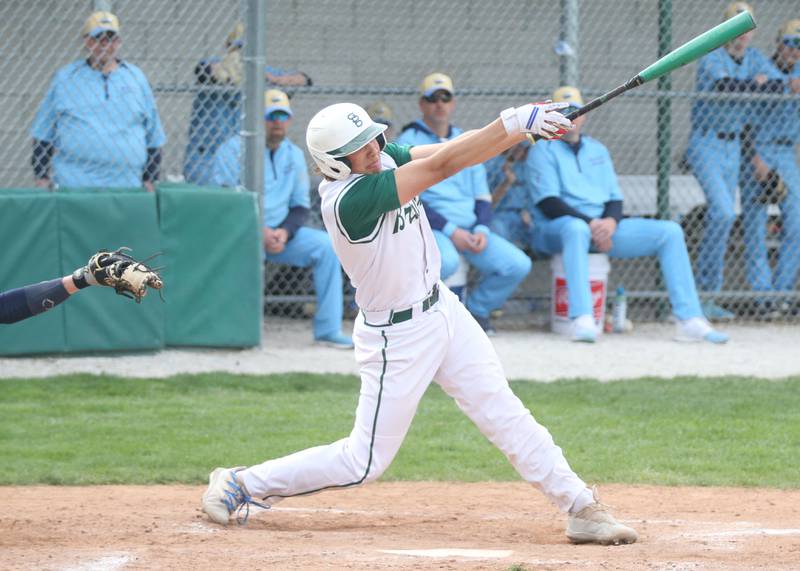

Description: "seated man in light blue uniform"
212 90 352 348
395 73 531 335
528 86 728 344
183 22 312 185
686 2 777 320
30 11 166 191
486 140 535 250
740 19 800 315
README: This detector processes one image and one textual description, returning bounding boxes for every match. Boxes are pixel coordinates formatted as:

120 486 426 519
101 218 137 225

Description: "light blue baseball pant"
532 216 704 320
264 226 344 339
434 229 531 319
740 145 800 292
490 210 535 251
686 132 741 291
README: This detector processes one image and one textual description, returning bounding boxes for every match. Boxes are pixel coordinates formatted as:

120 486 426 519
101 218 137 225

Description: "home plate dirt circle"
2 482 799 570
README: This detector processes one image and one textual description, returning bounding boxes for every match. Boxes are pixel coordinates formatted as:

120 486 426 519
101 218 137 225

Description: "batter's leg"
432 287 587 512
237 309 450 505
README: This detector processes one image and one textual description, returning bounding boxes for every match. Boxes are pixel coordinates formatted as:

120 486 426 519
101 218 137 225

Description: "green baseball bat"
548 10 757 127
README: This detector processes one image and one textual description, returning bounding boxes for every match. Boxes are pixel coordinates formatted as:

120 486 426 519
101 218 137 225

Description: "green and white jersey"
319 143 441 312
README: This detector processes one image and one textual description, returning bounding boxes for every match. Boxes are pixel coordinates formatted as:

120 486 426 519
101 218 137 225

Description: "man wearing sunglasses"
212 90 352 349
528 86 728 344
395 73 531 335
738 18 800 315
30 11 166 192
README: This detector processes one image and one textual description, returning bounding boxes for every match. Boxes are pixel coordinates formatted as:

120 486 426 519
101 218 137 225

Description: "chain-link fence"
1 1 798 332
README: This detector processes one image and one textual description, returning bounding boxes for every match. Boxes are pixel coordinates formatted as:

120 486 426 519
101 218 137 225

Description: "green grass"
0 373 798 487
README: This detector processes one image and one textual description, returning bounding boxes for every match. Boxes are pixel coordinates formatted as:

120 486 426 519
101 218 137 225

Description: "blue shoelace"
222 472 270 525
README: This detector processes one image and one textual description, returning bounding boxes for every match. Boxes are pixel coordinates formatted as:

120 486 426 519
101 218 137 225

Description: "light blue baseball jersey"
395 120 490 231
526 136 622 226
485 153 530 213
212 136 310 227
753 55 799 145
30 60 166 188
691 46 774 135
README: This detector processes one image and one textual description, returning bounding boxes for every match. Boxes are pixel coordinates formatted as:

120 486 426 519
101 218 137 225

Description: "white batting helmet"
306 103 387 180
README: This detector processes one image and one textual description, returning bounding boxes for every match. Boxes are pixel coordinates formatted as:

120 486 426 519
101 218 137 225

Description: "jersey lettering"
392 197 422 234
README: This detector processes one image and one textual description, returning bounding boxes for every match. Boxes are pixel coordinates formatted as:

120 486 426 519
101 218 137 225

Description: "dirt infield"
2 483 799 570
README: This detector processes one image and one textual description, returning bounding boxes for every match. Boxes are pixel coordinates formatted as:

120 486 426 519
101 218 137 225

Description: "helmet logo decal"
347 112 363 127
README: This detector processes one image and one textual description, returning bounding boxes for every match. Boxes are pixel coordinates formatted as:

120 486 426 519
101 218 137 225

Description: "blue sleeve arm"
279 206 309 240
142 148 162 182
422 201 456 236
537 197 593 223
473 199 492 235
32 140 54 179
0 278 70 324
601 200 623 222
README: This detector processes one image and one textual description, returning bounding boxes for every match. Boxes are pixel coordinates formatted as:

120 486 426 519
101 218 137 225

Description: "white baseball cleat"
566 489 639 545
202 466 268 525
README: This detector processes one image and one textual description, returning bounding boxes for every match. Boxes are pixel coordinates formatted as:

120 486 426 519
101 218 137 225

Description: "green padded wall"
0 192 66 354
158 184 262 347
57 190 164 352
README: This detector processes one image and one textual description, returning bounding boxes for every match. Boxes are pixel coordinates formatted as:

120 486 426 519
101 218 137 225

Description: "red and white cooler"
550 253 610 336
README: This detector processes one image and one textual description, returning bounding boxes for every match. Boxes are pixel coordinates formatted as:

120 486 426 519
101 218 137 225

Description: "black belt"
391 284 440 324
717 132 738 141
362 284 440 327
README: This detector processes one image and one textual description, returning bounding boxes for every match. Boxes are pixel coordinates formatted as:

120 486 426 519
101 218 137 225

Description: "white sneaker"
201 466 268 525
675 317 729 344
566 489 639 545
571 314 597 343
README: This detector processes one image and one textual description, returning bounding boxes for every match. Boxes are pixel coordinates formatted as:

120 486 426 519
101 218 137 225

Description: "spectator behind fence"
184 23 313 185
527 86 728 345
685 2 779 321
486 140 535 251
211 90 352 349
395 73 531 335
739 19 800 316
366 101 396 142
30 11 166 192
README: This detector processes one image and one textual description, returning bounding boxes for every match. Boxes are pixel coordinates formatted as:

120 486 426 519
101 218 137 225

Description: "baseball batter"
202 100 638 545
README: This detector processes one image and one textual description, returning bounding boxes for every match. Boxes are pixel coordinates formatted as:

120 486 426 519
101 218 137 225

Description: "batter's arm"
395 121 523 205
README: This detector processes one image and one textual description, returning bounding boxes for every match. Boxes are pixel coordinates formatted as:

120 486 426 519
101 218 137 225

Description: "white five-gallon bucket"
550 253 610 336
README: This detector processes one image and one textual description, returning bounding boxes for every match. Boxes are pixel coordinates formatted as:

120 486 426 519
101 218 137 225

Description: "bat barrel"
638 10 756 84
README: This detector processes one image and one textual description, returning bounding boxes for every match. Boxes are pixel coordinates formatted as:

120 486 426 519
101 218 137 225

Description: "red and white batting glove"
500 101 572 140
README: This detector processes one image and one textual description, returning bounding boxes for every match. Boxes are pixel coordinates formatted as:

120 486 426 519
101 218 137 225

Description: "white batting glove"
500 101 573 139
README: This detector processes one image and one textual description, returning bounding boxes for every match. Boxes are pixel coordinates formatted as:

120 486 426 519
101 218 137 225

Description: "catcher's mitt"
758 170 788 205
84 247 164 303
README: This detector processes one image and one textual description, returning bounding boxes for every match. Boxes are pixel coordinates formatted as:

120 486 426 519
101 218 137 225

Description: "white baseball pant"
240 284 587 512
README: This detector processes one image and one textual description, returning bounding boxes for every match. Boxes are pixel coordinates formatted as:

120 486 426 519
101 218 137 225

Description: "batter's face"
419 90 455 124
346 138 382 174
84 32 120 66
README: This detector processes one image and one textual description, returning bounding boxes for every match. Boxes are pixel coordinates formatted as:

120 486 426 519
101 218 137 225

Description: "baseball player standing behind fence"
739 19 800 316
201 99 639 545
686 2 776 320
30 11 166 192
